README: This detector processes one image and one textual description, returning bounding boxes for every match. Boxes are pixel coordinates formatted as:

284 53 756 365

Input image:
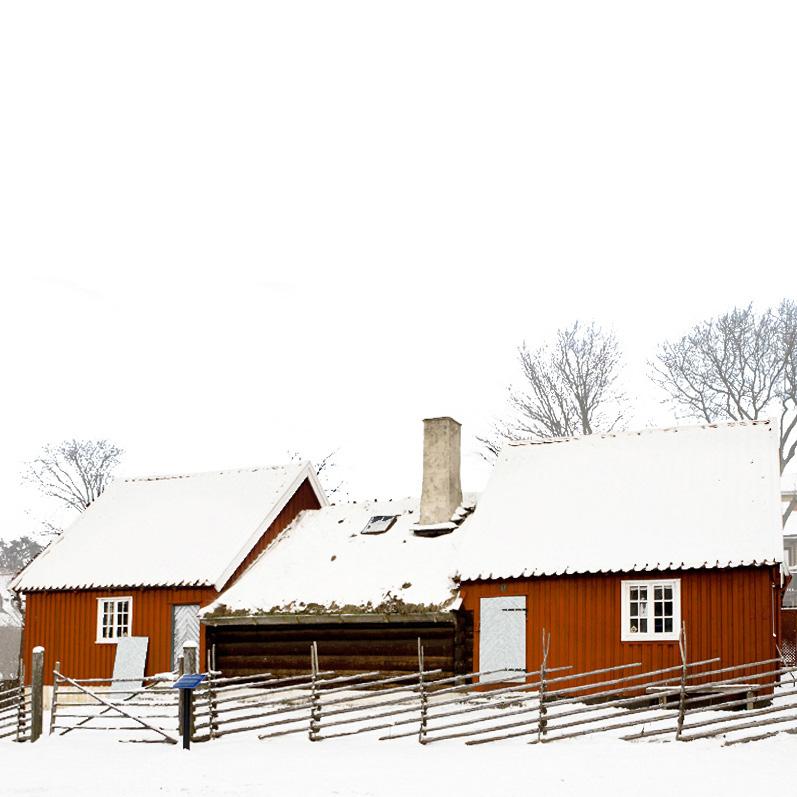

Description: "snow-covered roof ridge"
123 463 299 483
13 460 327 592
457 420 783 581
203 493 479 618
505 418 773 448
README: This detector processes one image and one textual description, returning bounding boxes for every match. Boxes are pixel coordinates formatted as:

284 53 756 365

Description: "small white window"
621 580 680 642
96 597 132 643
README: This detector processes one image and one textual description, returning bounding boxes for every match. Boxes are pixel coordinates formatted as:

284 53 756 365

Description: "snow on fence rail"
50 663 181 744
19 627 797 748
191 627 797 748
0 679 30 742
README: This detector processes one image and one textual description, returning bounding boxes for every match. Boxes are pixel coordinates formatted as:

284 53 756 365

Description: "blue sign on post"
173 674 207 691
173 674 207 749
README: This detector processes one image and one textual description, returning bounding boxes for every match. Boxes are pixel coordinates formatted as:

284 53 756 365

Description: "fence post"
49 661 61 736
417 638 428 744
676 623 688 740
179 641 198 742
537 629 550 742
30 646 44 743
309 642 321 741
206 649 219 741
15 659 26 743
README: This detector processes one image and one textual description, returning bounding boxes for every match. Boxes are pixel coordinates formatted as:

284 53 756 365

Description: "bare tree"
23 440 124 519
480 321 627 457
288 449 345 497
651 301 797 522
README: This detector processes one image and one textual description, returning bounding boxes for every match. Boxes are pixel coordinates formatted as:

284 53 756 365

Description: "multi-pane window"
621 580 680 642
96 597 132 642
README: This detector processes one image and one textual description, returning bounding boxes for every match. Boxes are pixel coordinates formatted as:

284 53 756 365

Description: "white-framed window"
96 597 132 643
621 579 680 642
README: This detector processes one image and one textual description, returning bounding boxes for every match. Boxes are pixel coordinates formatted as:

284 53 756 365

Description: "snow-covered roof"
457 420 783 581
13 463 326 592
202 496 477 617
0 572 22 628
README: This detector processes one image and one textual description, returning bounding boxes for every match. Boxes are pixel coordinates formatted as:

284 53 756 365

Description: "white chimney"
416 416 463 533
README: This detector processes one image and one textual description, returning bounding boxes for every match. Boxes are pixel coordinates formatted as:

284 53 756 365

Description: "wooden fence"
0 677 29 742
14 629 797 747
50 661 181 744
191 628 797 748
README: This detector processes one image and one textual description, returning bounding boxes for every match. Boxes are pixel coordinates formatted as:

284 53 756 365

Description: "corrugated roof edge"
505 419 773 448
458 558 781 582
17 579 215 592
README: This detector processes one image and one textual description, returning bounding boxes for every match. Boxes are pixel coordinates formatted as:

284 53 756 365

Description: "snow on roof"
13 463 326 592
457 420 783 581
0 572 22 628
203 495 477 617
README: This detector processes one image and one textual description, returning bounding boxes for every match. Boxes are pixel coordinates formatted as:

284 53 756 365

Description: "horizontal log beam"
214 639 454 657
204 612 456 627
215 654 454 671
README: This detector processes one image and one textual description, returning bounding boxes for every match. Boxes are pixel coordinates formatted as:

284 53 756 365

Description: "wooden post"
205 649 219 741
49 662 61 736
537 629 550 742
309 642 321 741
418 638 428 744
676 623 688 740
179 641 198 741
16 659 26 743
30 646 44 743
183 641 198 676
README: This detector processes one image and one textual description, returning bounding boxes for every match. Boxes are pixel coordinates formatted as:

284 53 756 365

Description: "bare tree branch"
479 321 627 458
287 449 345 497
651 300 797 524
23 440 124 520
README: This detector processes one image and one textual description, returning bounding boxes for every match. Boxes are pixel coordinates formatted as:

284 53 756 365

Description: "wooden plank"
204 613 457 627
208 626 455 644
53 671 178 744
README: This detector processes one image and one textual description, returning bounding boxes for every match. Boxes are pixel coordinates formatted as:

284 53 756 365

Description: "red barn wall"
20 477 322 685
23 586 217 685
460 566 780 682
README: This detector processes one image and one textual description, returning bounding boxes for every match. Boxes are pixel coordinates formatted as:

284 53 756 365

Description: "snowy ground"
1 730 794 796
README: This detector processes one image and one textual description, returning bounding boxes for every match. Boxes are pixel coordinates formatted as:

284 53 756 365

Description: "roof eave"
202 611 457 627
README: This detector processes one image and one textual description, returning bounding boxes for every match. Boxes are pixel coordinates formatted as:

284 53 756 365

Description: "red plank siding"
21 477 321 685
460 566 780 686
23 586 217 685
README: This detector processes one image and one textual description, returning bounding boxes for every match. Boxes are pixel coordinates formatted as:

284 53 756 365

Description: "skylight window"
361 515 398 535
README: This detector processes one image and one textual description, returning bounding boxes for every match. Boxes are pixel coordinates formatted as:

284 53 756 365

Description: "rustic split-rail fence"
4 627 797 749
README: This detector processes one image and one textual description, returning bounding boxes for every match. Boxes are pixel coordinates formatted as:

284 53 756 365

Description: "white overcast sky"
1 1 795 541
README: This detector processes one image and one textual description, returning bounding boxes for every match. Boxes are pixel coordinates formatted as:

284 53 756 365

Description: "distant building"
781 487 797 663
0 570 22 682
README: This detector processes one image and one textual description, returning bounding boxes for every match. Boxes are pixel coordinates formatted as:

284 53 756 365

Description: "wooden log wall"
206 612 473 680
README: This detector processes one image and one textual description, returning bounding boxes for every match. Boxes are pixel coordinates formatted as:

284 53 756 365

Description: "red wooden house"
13 462 325 685
455 420 786 681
